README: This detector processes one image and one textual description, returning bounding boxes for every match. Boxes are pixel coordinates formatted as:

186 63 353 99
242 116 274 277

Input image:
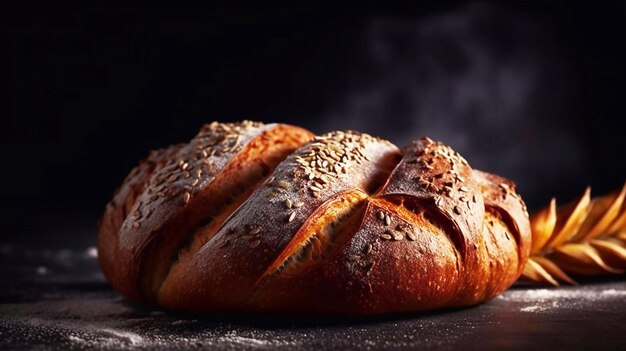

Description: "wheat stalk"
520 183 626 286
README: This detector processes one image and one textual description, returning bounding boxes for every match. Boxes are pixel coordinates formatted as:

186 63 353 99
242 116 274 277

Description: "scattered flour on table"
502 288 626 301
210 330 299 349
218 331 272 347
519 301 559 313
99 329 144 345
600 289 626 296
499 288 626 313
1 297 296 350
85 247 98 258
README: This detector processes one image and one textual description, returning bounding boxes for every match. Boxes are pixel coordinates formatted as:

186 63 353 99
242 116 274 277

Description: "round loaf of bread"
98 121 531 315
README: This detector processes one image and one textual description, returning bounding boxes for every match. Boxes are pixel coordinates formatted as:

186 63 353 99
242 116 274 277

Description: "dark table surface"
1 241 625 351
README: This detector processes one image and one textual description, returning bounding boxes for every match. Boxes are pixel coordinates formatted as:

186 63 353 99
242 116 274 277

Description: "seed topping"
292 131 391 197
287 211 296 223
349 255 361 262
132 121 263 223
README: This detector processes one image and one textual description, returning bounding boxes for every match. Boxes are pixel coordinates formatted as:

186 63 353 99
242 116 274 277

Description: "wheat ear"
520 183 626 286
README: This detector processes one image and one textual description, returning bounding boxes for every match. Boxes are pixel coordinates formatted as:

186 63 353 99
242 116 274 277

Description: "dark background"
3 2 626 248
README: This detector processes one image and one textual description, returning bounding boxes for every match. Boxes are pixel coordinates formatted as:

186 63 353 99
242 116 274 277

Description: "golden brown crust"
243 138 530 314
98 125 531 315
97 121 314 302
158 131 401 311
97 144 183 300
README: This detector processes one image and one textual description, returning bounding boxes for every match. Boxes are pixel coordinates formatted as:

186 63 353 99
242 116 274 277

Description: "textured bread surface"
98 121 531 315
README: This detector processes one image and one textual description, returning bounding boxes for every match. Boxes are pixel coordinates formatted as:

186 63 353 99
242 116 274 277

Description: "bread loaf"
98 121 531 315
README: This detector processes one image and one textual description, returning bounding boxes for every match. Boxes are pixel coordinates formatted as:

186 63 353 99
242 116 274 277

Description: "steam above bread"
98 121 531 315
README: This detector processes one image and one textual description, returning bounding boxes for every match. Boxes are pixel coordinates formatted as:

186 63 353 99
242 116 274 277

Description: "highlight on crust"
97 120 532 315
